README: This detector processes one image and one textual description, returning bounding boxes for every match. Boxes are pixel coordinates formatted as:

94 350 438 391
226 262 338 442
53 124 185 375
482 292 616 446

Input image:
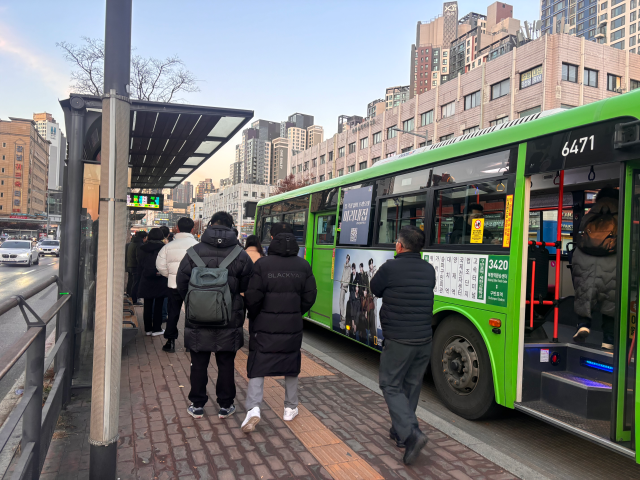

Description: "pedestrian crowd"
125 211 434 465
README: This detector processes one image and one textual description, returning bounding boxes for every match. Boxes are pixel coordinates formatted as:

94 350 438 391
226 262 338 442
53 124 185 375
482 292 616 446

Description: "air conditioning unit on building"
615 88 624 93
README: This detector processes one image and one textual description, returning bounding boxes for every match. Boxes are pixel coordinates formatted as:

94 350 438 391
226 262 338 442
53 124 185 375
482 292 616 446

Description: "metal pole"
89 1 131 478
46 190 50 237
22 325 45 480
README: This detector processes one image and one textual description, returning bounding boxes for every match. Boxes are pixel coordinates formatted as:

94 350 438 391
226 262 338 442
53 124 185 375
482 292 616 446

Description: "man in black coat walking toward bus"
241 222 317 433
370 225 435 465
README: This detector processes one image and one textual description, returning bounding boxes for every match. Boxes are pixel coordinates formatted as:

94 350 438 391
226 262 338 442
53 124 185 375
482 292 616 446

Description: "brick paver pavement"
39 323 518 480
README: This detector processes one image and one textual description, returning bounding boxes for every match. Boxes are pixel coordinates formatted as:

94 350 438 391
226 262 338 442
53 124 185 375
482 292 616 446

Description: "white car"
38 240 60 257
0 240 39 266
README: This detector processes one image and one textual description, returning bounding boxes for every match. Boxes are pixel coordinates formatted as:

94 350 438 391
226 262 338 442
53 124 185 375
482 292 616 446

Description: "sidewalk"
41 320 519 480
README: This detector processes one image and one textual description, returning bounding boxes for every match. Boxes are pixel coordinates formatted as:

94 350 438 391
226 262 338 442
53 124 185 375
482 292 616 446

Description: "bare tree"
273 174 310 194
56 37 199 102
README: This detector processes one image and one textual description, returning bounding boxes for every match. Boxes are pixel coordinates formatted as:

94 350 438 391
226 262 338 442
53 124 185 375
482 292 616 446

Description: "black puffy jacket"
176 225 253 353
244 233 317 378
370 252 435 344
136 241 168 299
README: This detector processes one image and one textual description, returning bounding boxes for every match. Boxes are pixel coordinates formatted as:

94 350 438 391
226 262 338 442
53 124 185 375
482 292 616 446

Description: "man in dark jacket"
241 222 317 433
370 225 434 465
137 228 168 336
176 212 253 420
127 231 146 304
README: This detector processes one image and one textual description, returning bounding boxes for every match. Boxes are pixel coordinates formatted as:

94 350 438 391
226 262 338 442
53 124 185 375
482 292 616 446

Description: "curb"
301 340 550 480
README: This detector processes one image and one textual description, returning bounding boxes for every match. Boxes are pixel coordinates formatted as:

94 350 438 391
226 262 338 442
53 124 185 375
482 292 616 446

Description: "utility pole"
45 190 50 238
89 0 132 478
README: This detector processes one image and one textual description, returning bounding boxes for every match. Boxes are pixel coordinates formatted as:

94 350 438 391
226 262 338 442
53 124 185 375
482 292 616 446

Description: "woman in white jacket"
156 217 198 352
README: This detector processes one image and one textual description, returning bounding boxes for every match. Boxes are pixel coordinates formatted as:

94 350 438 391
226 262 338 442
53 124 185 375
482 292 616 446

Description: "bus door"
308 211 337 326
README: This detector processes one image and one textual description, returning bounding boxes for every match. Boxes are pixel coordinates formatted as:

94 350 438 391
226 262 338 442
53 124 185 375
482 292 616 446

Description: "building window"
402 118 415 132
359 161 367 170
304 161 309 171
338 146 345 157
338 169 344 177
440 133 454 141
320 154 326 164
312 158 317 167
519 106 541 118
372 157 380 164
252 191 257 198
319 174 325 182
348 165 355 173
584 68 598 87
462 126 480 134
612 3 625 18
464 91 481 110
631 79 640 90
1 155 4 161
608 73 622 91
360 137 369 149
328 151 333 162
610 28 625 42
311 177 316 184
291 166 296 174
441 101 456 118
373 132 382 144
490 116 509 126
421 110 434 126
401 146 413 153
491 78 510 99
611 15 625 29
520 66 543 89
243 191 248 197
387 126 398 139
631 35 638 47
561 63 578 83
348 142 356 154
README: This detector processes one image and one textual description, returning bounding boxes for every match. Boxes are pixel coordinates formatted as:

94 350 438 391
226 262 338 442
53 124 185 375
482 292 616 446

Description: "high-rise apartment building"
236 120 280 185
270 138 289 184
385 86 411 109
0 118 49 215
307 125 324 148
172 181 193 204
230 161 243 185
367 99 386 118
33 112 66 191
195 178 214 201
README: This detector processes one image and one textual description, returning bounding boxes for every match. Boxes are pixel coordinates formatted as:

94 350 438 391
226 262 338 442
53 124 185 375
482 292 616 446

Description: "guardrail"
0 276 71 480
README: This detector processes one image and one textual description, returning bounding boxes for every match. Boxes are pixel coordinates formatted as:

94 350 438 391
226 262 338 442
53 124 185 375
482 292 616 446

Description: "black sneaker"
218 405 236 418
403 428 428 465
162 339 175 353
187 404 204 419
389 428 405 448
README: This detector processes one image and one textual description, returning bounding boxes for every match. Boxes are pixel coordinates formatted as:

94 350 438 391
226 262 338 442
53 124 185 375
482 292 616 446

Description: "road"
301 321 640 480
0 256 59 401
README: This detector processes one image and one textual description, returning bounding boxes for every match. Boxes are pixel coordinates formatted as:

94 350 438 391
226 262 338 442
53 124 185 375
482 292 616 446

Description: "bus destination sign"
127 194 164 211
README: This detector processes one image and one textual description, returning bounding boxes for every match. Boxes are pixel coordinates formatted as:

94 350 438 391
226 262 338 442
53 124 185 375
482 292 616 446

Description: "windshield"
1 241 31 249
41 241 59 246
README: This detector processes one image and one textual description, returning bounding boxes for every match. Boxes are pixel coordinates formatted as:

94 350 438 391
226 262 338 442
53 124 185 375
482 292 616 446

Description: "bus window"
377 193 427 244
431 150 512 187
316 215 336 245
261 216 275 243
433 180 509 246
284 210 306 244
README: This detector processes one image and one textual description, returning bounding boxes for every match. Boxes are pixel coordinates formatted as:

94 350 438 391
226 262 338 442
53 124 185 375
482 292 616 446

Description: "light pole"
390 127 428 142
45 190 50 238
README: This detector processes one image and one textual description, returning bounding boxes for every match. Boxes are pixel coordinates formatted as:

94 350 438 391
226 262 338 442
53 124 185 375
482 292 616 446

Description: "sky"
0 0 541 189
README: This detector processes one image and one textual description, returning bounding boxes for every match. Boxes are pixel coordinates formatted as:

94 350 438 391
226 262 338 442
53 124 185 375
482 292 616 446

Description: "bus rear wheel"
431 314 499 420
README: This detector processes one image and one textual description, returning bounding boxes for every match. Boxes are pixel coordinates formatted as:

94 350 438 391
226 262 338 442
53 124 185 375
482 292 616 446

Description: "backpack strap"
219 245 243 270
187 247 206 268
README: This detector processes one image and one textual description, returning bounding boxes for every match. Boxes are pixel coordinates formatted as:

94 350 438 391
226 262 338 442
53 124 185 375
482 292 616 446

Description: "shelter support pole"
89 0 132 478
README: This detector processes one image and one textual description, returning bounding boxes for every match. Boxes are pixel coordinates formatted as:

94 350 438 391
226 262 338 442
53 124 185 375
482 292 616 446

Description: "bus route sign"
423 253 509 308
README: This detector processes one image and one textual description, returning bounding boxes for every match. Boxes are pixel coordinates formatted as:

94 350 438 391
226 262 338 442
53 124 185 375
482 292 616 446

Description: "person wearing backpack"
572 187 619 350
241 223 317 433
176 212 253 419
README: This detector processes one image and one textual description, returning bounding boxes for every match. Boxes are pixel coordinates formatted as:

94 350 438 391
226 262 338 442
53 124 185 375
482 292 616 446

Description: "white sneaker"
241 407 261 433
145 331 152 336
602 342 614 350
283 407 298 421
151 330 165 337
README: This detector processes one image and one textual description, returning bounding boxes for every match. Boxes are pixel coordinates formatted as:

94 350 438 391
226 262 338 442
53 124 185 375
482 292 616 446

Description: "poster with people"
331 248 395 350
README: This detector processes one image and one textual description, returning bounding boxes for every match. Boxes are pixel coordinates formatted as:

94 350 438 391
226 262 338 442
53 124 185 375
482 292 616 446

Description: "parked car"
0 240 39 266
38 240 60 257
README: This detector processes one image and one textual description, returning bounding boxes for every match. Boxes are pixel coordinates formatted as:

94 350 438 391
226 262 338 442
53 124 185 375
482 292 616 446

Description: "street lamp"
390 127 428 141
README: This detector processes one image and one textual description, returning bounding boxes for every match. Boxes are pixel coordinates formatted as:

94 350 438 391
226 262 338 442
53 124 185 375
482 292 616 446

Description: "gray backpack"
185 245 243 326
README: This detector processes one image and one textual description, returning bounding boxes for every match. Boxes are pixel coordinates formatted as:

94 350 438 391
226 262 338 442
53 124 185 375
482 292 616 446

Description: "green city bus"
254 89 640 462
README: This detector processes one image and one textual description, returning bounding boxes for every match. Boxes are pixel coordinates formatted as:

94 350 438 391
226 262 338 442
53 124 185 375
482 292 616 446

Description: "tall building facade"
270 138 289 184
195 178 214 201
385 86 411 109
172 181 193 204
34 112 65 191
367 99 386 118
0 118 49 215
291 33 640 184
238 120 280 185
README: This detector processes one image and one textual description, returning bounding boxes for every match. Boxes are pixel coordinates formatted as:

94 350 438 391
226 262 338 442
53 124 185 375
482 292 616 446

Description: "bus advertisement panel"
331 248 394 350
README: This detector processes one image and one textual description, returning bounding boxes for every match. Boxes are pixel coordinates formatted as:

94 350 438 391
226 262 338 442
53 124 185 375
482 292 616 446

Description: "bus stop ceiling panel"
60 95 253 190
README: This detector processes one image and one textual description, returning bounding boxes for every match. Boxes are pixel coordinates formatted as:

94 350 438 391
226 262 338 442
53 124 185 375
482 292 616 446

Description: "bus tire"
431 314 499 420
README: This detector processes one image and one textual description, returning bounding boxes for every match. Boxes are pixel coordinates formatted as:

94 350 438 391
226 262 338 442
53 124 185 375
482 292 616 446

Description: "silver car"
38 240 60 257
0 240 39 266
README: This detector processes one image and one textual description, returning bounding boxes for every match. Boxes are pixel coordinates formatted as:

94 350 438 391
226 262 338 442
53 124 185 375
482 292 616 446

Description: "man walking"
241 222 317 433
176 212 253 419
156 217 198 353
370 225 434 465
339 254 351 329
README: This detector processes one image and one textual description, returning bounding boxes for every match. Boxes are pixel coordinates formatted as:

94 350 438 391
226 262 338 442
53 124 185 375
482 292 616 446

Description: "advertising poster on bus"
331 248 395 350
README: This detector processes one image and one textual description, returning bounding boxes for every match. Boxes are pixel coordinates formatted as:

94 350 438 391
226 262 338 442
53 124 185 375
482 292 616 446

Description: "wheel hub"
441 336 479 395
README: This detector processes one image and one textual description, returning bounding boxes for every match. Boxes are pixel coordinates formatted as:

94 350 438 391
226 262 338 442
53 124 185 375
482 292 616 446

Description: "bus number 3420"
562 135 595 156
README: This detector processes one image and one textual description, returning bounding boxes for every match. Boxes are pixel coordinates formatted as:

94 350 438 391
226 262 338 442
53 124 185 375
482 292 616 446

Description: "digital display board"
127 194 164 211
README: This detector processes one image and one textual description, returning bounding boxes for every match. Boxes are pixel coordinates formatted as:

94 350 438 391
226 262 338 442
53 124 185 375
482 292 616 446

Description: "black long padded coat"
244 233 317 378
136 241 169 299
176 225 253 353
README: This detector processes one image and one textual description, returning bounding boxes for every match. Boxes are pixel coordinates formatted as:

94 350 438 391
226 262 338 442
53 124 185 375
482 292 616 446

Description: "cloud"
0 21 70 97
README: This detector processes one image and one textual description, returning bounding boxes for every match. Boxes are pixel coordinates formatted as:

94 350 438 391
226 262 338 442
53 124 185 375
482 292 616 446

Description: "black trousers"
189 350 237 409
165 288 182 340
379 339 431 442
131 274 141 303
143 297 165 333
126 268 135 297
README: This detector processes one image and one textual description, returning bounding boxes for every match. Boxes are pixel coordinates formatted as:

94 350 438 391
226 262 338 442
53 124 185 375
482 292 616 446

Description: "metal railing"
0 276 71 480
